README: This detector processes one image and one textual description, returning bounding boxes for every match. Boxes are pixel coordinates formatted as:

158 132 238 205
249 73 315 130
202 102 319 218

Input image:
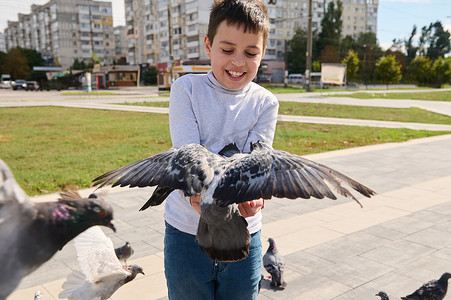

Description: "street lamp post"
305 0 313 92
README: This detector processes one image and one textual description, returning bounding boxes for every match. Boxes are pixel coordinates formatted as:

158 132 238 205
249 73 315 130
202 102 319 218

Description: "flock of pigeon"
0 141 448 299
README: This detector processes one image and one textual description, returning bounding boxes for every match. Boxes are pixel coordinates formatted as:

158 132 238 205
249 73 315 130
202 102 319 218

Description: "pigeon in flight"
0 159 116 299
59 226 144 299
92 142 375 262
376 291 390 300
401 272 451 300
115 241 134 264
263 238 287 289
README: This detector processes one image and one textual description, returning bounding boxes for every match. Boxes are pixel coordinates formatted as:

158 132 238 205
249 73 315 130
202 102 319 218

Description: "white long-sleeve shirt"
164 71 279 235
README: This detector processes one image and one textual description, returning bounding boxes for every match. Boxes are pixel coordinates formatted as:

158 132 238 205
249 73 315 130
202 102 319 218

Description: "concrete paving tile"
304 233 387 263
363 224 408 241
314 256 394 288
394 255 451 283
128 252 165 277
381 216 434 234
431 246 451 262
260 272 349 300
359 239 435 268
322 206 409 234
110 271 167 300
408 209 450 223
261 214 325 239
271 226 344 256
9 286 55 300
284 250 337 276
403 227 451 249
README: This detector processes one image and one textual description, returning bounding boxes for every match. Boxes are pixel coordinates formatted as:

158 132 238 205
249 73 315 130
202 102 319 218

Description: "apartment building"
125 0 378 68
0 32 6 53
3 0 115 69
114 25 128 63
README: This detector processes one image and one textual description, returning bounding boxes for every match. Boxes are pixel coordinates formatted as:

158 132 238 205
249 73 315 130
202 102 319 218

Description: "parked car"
25 81 39 91
0 80 11 89
11 79 27 90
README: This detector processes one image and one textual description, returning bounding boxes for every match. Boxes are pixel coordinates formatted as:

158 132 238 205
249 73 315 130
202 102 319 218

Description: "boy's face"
205 21 266 90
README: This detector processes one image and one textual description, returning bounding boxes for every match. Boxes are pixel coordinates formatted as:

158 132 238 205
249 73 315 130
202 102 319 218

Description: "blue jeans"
164 222 262 300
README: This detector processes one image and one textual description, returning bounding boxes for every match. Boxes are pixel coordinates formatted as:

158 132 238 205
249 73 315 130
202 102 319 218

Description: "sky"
0 0 450 51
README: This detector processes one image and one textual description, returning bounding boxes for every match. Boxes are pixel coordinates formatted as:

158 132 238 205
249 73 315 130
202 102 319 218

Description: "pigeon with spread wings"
0 160 116 299
59 226 144 299
93 142 375 262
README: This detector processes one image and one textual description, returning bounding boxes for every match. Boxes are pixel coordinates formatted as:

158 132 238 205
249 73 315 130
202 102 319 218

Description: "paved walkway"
9 134 451 300
3 88 451 299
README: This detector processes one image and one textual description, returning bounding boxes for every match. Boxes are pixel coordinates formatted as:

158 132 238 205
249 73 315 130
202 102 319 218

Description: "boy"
164 0 278 298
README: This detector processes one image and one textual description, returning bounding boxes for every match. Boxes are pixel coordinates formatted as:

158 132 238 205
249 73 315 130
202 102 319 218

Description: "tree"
405 56 432 86
342 50 359 83
374 55 402 89
0 51 6 75
71 58 88 70
287 28 308 74
316 0 343 56
2 48 29 79
319 45 340 64
142 66 158 85
431 56 451 88
418 21 451 60
405 25 418 64
17 47 45 70
355 32 382 84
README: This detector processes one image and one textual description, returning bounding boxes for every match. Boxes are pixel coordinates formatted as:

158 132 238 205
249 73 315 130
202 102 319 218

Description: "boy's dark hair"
207 0 270 48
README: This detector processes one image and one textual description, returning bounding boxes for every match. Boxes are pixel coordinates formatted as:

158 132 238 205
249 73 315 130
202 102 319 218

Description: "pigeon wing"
215 149 375 207
92 144 221 196
73 226 127 281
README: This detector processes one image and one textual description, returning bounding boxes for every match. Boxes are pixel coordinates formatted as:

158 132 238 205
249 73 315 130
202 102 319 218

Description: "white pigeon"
93 142 375 262
58 226 144 300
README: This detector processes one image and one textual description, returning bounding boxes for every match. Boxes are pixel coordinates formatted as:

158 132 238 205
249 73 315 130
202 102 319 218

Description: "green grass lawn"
329 91 451 101
120 101 451 125
1 106 449 196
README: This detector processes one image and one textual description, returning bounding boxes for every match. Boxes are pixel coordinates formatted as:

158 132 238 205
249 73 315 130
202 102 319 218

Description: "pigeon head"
375 291 389 300
39 197 115 249
267 238 277 252
439 272 451 287
250 141 265 152
124 264 145 284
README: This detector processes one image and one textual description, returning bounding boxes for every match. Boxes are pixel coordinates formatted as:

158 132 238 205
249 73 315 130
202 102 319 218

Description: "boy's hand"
238 198 264 218
190 196 264 218
190 195 202 214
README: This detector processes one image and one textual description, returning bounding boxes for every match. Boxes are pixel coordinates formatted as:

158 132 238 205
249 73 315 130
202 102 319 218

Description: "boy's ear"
204 35 212 59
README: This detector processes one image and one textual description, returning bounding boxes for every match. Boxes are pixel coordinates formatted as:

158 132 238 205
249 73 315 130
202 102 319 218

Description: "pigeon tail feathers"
196 204 250 262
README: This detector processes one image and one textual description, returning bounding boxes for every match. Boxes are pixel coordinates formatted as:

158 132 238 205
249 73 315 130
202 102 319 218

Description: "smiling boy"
164 0 278 299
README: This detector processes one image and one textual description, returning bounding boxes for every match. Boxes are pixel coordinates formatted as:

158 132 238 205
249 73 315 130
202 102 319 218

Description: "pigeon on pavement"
401 272 451 300
59 226 144 299
263 238 287 288
115 241 134 263
376 291 390 300
92 141 375 262
0 159 116 299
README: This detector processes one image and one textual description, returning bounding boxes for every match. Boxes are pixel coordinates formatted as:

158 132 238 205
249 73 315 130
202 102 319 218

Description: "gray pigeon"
59 226 144 299
401 272 451 300
115 241 134 263
0 160 116 299
263 238 287 288
92 141 375 262
376 291 390 300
